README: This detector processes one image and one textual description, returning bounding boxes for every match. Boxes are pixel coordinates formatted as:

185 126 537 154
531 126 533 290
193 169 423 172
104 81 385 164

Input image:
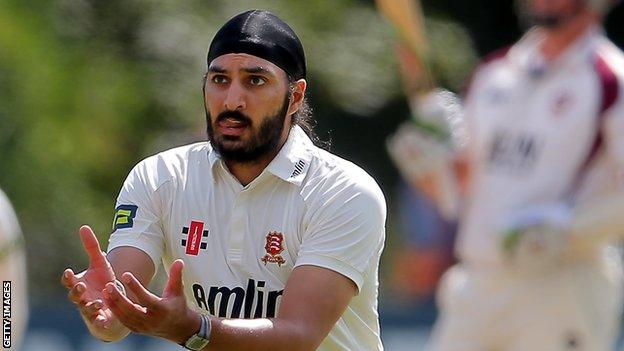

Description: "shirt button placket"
227 190 246 263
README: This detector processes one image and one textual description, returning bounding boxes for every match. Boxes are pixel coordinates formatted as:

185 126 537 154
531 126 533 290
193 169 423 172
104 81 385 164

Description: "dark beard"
518 0 585 29
206 95 290 163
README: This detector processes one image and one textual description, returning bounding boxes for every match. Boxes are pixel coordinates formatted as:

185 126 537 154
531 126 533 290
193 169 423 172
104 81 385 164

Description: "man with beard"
389 0 624 350
61 10 386 351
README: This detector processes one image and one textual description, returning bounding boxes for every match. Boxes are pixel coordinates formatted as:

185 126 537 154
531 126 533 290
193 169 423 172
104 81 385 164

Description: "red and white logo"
181 221 209 256
261 231 286 266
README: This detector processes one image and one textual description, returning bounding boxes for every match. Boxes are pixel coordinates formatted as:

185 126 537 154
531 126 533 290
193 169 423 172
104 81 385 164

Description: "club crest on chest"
552 91 574 117
261 231 286 266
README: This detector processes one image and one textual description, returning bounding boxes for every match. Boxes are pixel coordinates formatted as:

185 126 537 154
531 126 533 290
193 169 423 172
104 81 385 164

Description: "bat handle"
435 162 460 220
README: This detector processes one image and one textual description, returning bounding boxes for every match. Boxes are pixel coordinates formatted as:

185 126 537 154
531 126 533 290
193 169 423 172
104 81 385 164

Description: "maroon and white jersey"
458 27 624 266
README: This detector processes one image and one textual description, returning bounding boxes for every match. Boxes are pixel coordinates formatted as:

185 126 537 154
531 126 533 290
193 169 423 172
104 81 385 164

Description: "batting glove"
502 202 572 271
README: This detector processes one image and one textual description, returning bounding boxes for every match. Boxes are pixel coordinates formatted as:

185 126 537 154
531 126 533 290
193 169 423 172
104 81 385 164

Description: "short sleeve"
295 174 386 292
107 158 170 268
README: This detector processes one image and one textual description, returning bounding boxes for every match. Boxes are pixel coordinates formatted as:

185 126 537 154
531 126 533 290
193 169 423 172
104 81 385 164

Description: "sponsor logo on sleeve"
112 204 138 231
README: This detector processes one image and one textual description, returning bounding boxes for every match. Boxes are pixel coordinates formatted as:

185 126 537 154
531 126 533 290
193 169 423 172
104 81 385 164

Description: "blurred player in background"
61 9 386 351
0 188 27 349
387 0 624 349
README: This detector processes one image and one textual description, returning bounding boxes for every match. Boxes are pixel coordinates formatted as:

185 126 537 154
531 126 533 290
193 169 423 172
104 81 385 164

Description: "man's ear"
288 79 307 116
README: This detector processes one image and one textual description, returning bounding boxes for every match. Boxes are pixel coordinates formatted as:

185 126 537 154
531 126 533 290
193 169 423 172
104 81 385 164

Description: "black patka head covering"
207 10 306 80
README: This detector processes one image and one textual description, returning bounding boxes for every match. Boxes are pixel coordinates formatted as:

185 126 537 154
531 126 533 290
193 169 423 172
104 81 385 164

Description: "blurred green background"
2 0 624 349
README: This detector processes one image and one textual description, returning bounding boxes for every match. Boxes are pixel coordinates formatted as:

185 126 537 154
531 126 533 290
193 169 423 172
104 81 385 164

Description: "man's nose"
223 82 246 111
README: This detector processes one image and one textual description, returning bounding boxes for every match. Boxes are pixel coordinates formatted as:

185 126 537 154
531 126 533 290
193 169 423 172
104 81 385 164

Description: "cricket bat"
376 0 453 139
375 0 434 93
379 0 460 219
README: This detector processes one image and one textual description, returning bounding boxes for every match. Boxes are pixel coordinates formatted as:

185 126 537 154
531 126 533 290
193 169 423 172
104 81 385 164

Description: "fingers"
61 269 78 289
83 300 104 316
77 300 109 329
86 303 118 331
92 306 117 330
163 259 185 297
93 314 107 328
104 282 148 315
79 225 107 267
64 270 104 319
68 282 87 304
121 272 161 309
104 282 148 331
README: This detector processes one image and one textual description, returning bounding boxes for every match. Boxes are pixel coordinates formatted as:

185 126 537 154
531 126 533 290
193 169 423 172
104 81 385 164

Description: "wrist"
173 309 202 345
179 312 212 350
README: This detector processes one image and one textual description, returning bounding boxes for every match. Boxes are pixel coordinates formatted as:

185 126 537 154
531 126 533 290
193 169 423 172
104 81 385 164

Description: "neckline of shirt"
508 25 603 78
207 125 315 188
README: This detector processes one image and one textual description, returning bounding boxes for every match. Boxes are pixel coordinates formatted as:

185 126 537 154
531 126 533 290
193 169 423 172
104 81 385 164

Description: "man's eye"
211 75 228 84
249 76 266 86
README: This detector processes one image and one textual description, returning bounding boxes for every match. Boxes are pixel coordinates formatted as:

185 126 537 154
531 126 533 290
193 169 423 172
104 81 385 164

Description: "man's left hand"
102 259 201 344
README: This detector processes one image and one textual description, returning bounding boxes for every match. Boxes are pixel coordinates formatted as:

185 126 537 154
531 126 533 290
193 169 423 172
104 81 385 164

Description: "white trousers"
427 249 624 351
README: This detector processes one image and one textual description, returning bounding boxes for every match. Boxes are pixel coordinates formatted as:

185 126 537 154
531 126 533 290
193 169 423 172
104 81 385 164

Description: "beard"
206 94 290 163
516 0 585 30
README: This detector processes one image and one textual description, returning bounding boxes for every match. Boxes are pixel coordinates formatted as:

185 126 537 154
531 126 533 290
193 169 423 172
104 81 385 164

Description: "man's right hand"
61 225 129 341
501 203 571 272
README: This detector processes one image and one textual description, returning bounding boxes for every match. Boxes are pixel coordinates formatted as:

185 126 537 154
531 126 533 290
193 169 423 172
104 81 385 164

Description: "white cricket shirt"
459 27 624 266
108 125 386 350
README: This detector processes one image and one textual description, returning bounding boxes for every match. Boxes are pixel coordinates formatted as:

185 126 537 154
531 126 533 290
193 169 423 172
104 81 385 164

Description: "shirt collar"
509 25 603 77
265 125 314 186
207 145 221 184
206 125 315 186
208 143 221 169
